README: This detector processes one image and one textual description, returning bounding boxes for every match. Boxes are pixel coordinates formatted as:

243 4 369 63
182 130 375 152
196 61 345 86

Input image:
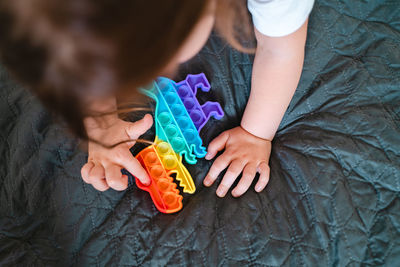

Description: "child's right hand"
80 114 153 191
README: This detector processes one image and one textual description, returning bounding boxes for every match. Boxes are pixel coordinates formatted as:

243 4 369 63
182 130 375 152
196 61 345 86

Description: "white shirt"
248 0 315 37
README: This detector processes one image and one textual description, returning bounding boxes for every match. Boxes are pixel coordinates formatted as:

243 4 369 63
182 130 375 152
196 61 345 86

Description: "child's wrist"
83 113 121 139
239 123 274 142
83 96 119 131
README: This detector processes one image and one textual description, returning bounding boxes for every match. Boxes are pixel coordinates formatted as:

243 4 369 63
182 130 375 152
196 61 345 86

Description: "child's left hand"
203 126 271 197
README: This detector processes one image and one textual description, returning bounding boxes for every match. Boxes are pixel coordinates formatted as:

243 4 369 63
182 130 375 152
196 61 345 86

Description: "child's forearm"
241 21 308 140
241 48 304 140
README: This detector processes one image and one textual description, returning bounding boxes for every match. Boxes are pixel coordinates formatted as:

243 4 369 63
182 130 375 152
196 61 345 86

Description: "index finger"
114 150 150 185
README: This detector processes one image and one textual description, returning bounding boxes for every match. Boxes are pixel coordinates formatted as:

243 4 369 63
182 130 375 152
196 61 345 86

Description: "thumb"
126 114 153 140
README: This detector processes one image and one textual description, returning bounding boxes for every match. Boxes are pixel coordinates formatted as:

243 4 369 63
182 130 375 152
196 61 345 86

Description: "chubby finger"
114 150 150 185
216 159 246 198
205 131 229 160
81 161 95 183
255 161 270 192
126 114 153 140
88 162 109 191
203 153 231 187
91 177 110 191
232 163 257 197
104 164 127 191
88 162 105 181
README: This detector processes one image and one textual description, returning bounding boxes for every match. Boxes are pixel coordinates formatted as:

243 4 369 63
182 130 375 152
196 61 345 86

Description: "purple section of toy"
176 73 224 132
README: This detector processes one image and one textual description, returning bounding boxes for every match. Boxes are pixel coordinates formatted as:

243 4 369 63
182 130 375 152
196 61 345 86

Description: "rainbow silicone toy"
134 73 223 213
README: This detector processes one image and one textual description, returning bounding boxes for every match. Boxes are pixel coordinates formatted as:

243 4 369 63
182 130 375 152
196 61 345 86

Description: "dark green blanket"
1 1 400 266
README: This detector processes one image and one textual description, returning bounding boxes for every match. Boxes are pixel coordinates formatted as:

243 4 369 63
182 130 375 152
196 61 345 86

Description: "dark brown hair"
0 0 253 142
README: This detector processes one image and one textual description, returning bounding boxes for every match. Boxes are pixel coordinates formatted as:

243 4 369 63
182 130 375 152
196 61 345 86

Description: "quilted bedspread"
1 0 400 266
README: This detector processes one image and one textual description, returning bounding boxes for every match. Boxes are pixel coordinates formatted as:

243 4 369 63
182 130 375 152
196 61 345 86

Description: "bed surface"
1 0 400 265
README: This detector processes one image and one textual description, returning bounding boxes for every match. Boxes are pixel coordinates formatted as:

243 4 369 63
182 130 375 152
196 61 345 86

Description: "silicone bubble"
162 155 178 170
164 92 178 104
157 178 171 192
176 117 190 130
144 151 158 166
170 103 185 117
165 125 178 137
156 141 171 156
183 129 197 144
157 80 169 90
159 80 175 95
150 165 164 180
183 98 195 110
189 110 204 125
163 192 178 206
171 137 185 152
158 112 171 126
177 85 190 98
166 83 176 94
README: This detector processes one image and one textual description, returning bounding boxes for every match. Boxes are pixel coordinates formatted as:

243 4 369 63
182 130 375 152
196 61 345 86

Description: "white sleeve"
247 0 315 37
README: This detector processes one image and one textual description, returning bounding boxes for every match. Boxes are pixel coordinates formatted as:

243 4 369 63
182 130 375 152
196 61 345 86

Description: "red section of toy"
135 145 183 214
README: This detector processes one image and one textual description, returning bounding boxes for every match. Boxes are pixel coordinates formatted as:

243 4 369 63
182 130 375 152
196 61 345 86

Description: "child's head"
0 0 252 140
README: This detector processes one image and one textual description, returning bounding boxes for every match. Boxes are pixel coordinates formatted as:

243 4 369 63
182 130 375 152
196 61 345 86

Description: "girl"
0 0 314 198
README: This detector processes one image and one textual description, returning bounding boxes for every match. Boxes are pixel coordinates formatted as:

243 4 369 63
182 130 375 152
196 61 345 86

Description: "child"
0 0 314 197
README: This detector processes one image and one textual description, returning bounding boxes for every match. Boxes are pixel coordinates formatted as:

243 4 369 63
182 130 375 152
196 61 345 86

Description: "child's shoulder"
247 0 314 37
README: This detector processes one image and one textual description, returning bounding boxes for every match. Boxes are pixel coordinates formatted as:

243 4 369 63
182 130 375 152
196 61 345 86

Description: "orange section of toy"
135 145 183 213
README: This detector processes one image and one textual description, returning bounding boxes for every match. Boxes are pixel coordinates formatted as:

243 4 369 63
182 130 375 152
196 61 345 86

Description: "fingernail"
205 154 212 160
216 188 224 197
255 186 262 192
204 175 213 186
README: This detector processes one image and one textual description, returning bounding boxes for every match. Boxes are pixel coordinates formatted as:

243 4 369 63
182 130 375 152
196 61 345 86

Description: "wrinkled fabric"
1 0 400 266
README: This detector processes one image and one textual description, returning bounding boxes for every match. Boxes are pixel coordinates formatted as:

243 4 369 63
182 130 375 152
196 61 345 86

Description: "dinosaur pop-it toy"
134 73 223 213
